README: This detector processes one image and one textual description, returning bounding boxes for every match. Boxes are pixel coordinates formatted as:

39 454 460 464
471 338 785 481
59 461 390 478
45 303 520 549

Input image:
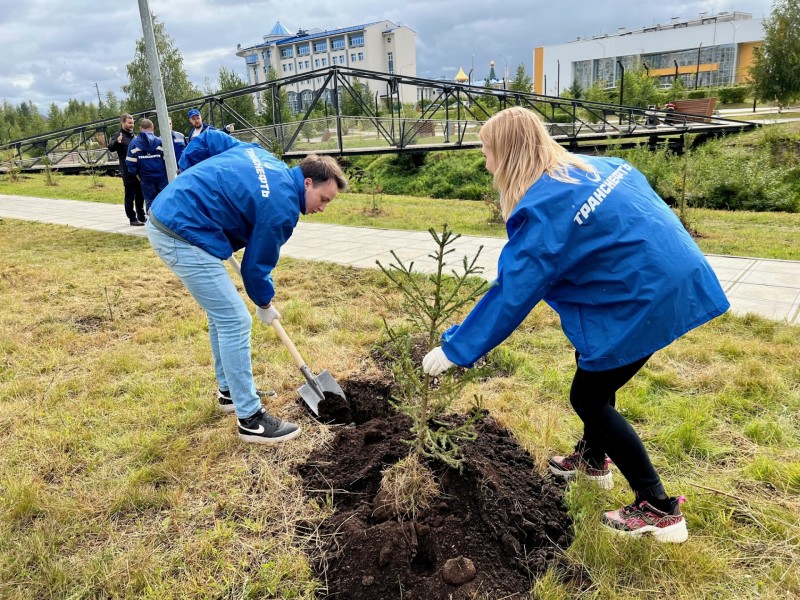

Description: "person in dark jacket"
107 113 145 226
422 106 730 543
146 129 348 445
186 108 215 143
126 118 169 210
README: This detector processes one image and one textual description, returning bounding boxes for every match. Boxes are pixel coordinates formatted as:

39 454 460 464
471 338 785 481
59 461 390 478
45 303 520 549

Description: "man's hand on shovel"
256 304 281 325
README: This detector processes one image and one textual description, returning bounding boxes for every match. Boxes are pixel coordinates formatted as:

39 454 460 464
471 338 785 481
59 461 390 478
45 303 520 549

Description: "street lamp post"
695 42 703 89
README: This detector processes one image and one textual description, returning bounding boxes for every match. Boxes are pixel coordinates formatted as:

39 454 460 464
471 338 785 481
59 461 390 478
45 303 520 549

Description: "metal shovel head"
298 369 346 416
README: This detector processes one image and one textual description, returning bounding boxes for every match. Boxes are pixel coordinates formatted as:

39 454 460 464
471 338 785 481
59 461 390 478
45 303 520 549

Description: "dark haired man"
146 129 348 444
108 113 145 225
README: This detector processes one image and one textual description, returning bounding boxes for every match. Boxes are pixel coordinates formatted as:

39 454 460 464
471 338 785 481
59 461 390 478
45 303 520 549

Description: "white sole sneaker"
238 426 302 445
603 517 689 543
549 463 614 490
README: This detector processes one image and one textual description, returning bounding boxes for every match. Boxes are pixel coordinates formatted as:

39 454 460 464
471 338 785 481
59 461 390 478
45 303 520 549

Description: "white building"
533 11 764 96
236 20 417 113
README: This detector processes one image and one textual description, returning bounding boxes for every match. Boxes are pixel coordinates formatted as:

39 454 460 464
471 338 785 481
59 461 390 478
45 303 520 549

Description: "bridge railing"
1 66 757 171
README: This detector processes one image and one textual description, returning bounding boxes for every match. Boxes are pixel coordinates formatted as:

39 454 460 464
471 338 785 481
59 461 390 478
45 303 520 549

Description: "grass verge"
0 219 798 599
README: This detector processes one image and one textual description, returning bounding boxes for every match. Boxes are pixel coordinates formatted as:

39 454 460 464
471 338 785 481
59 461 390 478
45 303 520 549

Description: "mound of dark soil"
297 376 572 599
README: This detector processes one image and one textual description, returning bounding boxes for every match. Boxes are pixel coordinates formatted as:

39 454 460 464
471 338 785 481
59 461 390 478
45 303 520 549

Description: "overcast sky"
0 0 772 112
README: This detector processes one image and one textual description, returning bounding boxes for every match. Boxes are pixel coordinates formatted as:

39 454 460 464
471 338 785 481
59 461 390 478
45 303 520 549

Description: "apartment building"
236 20 417 113
533 11 764 96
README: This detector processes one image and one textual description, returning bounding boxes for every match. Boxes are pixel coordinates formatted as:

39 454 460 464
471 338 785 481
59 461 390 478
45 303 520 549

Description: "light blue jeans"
146 222 261 418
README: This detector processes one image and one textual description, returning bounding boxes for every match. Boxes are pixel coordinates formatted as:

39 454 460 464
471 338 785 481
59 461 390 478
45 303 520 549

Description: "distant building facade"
534 11 764 96
236 20 417 114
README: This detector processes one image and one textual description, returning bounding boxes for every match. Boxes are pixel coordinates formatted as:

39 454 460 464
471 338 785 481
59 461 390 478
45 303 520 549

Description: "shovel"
226 256 345 416
269 319 345 416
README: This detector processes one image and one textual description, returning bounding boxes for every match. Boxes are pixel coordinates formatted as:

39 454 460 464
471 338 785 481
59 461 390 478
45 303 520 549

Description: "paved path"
1 194 798 325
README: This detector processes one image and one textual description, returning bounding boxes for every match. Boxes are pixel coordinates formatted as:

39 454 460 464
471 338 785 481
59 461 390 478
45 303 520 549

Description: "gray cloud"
0 0 772 112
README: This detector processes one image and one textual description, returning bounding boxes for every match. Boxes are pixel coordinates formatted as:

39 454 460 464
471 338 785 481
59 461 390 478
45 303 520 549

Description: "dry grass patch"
0 218 798 599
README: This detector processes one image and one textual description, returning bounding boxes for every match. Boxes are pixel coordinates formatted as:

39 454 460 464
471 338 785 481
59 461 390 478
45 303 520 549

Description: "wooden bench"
666 98 717 124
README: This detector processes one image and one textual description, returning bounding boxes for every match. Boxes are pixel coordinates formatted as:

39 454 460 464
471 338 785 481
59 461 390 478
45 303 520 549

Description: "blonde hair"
479 106 595 220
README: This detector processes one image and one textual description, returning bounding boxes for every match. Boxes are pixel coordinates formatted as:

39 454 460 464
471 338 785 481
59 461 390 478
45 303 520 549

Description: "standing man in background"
125 118 169 212
108 113 145 226
186 108 214 143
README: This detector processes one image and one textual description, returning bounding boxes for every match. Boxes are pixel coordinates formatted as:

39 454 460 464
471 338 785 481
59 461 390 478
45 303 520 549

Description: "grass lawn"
0 219 798 599
2 173 800 261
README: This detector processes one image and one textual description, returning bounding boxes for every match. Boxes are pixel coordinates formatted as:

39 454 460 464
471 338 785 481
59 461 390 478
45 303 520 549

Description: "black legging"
570 351 665 498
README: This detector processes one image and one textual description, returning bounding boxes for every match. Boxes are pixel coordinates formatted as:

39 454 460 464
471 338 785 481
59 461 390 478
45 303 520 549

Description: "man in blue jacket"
423 107 729 543
146 129 347 444
125 118 169 211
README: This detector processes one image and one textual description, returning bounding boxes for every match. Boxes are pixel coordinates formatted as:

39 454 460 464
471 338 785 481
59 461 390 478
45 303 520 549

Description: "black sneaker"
218 388 276 413
237 408 301 444
130 219 145 226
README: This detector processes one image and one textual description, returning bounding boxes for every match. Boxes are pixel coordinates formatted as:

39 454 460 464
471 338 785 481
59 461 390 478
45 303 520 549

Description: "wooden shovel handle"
226 256 308 369
270 319 307 369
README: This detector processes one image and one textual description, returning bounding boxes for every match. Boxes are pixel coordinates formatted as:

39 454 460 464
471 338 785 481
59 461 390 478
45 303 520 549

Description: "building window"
246 54 258 65
297 43 310 56
314 41 327 52
351 53 356 62
289 63 293 71
321 58 327 66
305 60 310 69
331 37 345 50
280 47 293 59
282 64 287 72
349 34 364 47
358 51 364 61
387 51 393 74
287 91 299 113
387 37 392 44
315 58 320 68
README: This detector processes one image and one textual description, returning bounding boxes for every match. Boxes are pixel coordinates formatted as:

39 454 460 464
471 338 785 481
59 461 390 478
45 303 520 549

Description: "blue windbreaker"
441 155 729 372
126 131 168 184
150 129 306 307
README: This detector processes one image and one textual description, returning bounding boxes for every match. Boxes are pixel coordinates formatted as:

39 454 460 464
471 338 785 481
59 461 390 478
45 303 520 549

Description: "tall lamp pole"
694 42 703 90
136 0 177 181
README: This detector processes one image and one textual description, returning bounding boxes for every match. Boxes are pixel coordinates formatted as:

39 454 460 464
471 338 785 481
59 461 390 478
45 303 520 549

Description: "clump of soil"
297 376 573 599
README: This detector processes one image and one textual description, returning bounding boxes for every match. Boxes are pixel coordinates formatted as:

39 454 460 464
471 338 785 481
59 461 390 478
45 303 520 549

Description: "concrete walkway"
1 194 798 325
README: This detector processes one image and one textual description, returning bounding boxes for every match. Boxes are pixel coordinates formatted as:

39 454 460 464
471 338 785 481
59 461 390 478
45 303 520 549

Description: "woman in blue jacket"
422 106 729 543
146 129 347 445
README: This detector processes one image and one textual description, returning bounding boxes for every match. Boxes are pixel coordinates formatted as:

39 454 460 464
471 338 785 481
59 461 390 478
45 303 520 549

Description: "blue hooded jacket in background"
441 155 730 372
126 131 169 203
150 129 306 307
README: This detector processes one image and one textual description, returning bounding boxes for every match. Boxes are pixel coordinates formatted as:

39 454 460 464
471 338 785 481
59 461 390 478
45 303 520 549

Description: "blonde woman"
422 106 729 543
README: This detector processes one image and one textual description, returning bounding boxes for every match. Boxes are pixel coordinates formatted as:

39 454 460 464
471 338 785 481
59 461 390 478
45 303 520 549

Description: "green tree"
122 14 197 114
341 77 373 116
620 66 660 108
749 0 800 108
215 66 258 128
509 63 532 93
668 75 688 101
260 67 292 126
566 80 584 99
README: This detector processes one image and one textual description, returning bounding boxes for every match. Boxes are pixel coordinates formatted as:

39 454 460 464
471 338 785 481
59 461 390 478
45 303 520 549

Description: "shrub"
687 90 709 99
717 86 748 104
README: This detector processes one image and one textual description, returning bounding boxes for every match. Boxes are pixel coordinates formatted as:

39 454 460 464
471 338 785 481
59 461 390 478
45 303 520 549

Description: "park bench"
665 97 717 124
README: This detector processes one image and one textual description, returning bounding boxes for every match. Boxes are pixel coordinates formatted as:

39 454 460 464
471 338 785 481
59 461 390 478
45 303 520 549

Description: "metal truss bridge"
1 66 757 174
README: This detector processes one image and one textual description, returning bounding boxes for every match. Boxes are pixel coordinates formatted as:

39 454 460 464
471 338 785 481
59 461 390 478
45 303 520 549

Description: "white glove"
422 347 455 376
256 304 281 325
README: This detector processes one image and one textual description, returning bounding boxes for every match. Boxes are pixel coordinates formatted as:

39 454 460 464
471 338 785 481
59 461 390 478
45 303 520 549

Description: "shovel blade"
298 369 346 416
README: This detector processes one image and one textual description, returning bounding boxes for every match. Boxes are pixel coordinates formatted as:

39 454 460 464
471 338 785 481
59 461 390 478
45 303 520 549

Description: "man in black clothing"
108 113 146 226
